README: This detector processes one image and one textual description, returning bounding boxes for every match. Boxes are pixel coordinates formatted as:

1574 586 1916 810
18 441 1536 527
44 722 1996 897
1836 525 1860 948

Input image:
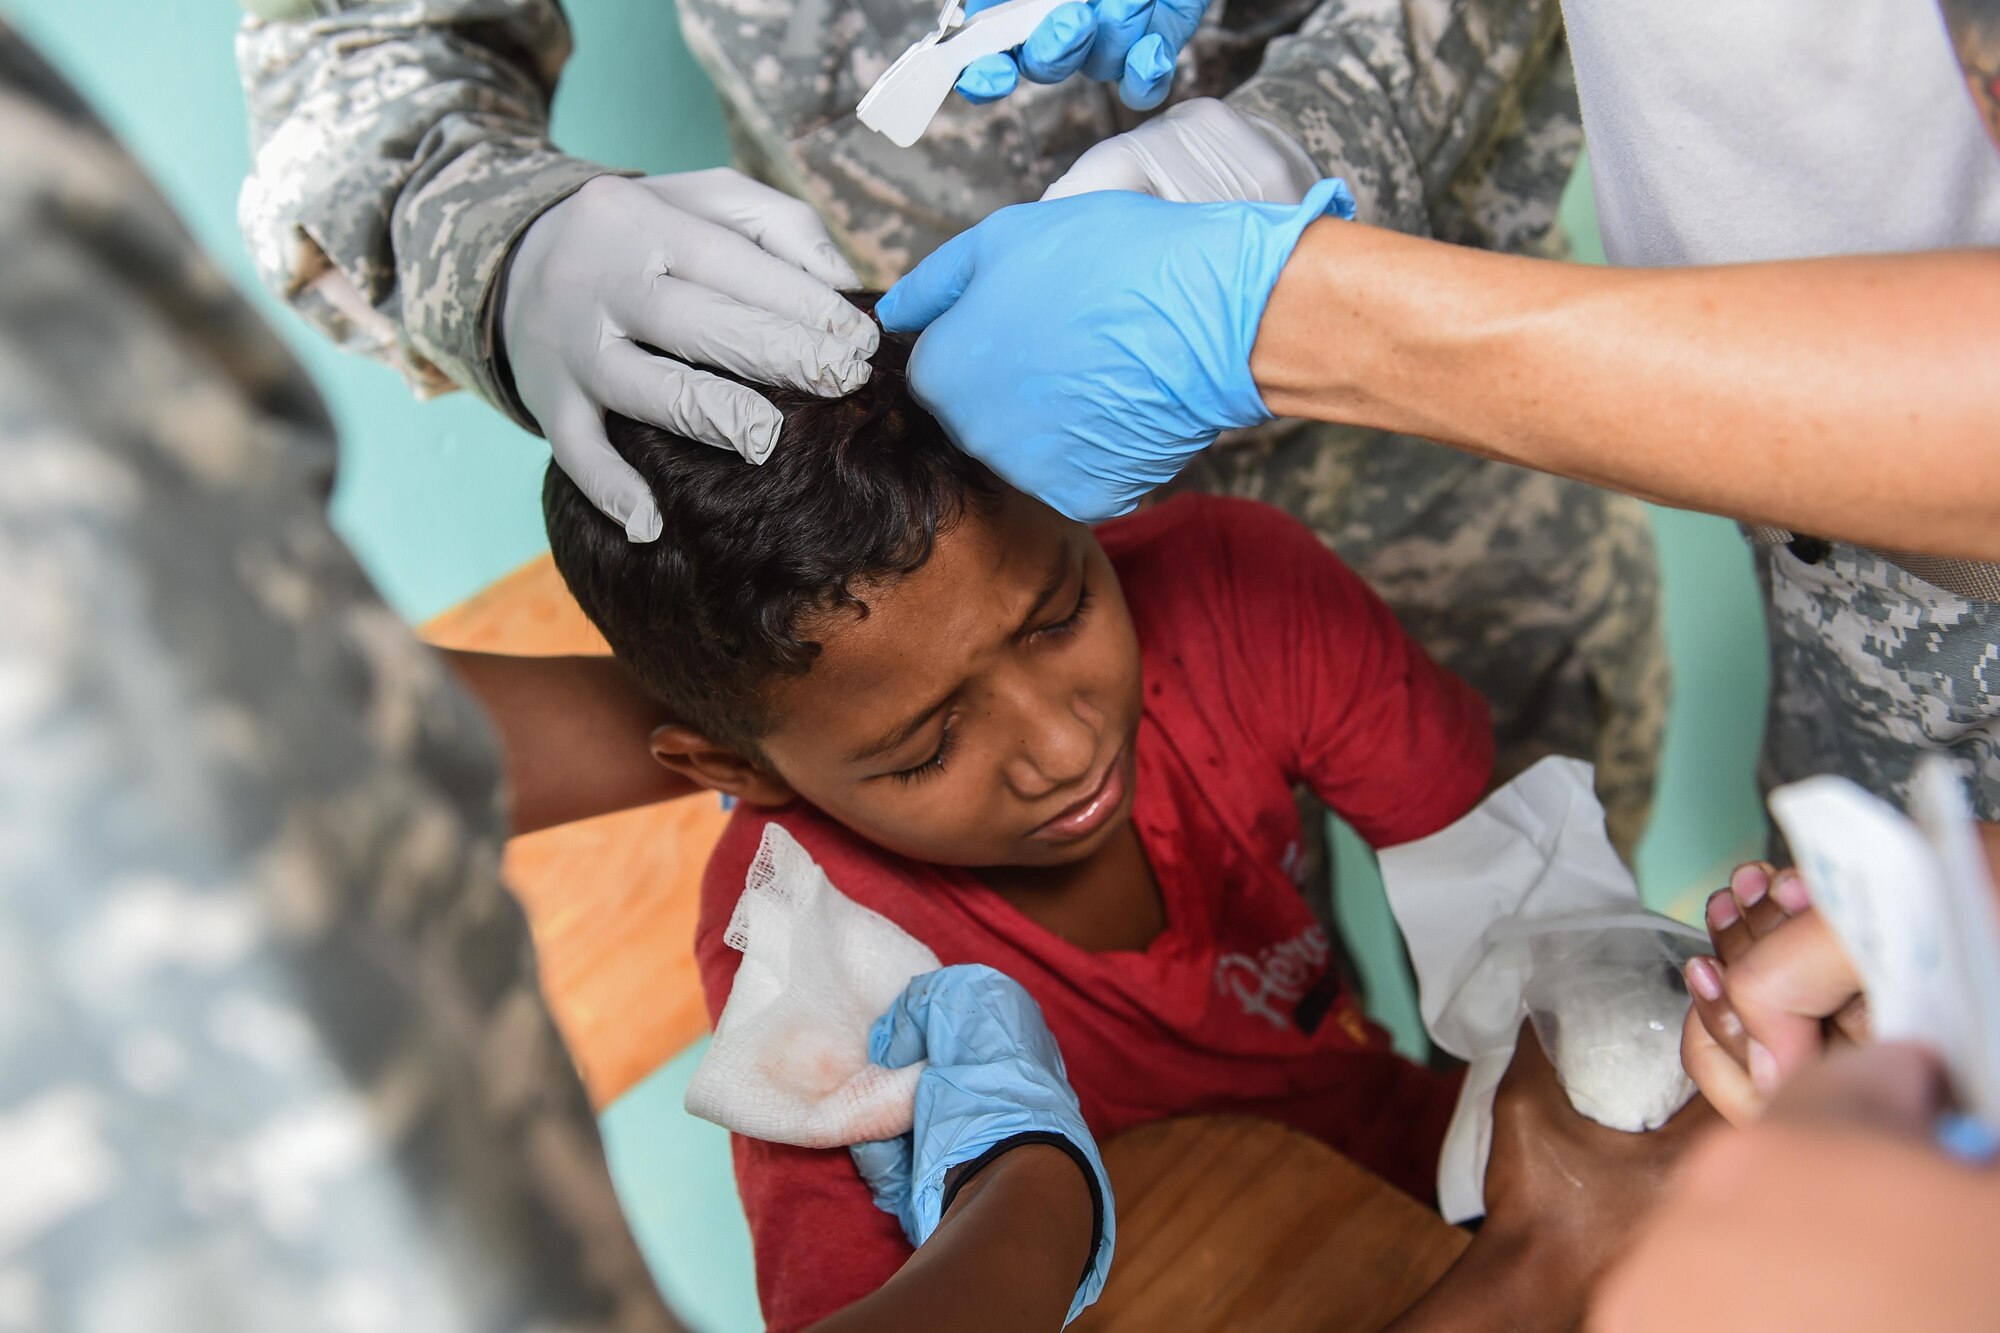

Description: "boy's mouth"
1027 743 1130 844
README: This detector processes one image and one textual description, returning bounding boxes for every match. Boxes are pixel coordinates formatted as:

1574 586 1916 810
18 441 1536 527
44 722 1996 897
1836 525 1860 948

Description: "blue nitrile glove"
955 0 1206 110
876 178 1354 523
849 965 1114 1324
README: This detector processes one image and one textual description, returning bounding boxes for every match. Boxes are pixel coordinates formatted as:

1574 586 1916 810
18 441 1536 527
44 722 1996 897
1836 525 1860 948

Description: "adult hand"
1041 98 1319 203
955 0 1206 112
1592 1043 2000 1333
1679 824 2000 1125
877 179 1353 522
502 170 879 541
849 964 1113 1322
1680 861 1867 1124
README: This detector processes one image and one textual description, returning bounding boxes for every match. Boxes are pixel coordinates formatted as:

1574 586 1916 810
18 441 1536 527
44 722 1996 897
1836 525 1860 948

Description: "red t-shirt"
694 495 1494 1331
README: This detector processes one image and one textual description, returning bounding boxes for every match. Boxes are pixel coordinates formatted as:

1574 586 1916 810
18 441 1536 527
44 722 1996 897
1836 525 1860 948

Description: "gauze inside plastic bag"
684 824 941 1148
1378 757 1704 1222
1504 914 1704 1130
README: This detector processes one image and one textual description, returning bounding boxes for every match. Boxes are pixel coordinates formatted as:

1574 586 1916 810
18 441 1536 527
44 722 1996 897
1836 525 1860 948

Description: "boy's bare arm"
440 650 697 835
807 1144 1097 1333
1385 1027 1716 1332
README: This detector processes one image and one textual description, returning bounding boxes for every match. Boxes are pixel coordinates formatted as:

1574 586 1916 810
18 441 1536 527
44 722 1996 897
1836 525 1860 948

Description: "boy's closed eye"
882 578 1094 786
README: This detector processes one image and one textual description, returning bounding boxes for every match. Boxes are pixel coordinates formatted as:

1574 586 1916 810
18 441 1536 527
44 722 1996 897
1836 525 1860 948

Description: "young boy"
543 303 1494 1329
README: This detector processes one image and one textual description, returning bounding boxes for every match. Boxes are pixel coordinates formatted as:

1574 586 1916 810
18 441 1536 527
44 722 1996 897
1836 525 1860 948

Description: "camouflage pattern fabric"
1758 544 2000 824
0 24 677 1332
235 0 1668 854
237 0 612 423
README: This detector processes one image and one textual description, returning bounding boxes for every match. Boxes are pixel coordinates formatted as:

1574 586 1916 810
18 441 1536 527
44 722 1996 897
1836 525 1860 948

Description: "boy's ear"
649 723 794 807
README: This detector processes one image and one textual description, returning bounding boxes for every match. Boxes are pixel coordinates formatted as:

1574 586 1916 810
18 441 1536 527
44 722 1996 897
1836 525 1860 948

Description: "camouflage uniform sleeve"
237 0 620 425
1225 0 1571 243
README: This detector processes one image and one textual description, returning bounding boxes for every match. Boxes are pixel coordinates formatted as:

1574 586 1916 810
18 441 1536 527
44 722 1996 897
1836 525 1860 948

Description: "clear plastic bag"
1490 912 1707 1131
1381 758 1709 1220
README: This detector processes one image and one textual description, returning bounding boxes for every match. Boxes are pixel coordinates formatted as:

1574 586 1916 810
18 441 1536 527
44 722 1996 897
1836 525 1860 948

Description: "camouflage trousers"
1758 543 2000 821
1170 421 1668 860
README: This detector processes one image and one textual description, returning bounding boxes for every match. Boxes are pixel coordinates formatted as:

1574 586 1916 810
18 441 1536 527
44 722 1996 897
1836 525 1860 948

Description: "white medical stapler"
857 0 1073 147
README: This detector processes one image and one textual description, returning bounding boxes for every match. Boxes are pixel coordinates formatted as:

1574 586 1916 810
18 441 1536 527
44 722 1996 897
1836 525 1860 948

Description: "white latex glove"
502 169 880 540
1041 98 1320 205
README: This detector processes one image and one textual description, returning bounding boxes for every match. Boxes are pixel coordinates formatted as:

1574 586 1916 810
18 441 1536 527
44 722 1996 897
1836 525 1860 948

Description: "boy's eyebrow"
847 690 954 765
847 543 1076 766
1013 542 1076 640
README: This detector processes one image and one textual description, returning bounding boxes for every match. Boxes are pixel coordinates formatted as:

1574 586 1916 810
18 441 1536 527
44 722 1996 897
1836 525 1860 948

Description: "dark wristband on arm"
940 1130 1107 1294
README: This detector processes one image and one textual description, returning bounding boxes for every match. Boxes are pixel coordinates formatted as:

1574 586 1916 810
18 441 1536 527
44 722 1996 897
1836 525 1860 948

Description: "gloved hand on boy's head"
501 169 878 542
877 179 1354 523
850 965 1115 1323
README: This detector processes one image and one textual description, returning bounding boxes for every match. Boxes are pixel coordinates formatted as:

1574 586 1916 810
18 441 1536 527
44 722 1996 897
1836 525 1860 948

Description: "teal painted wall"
10 5 1769 1325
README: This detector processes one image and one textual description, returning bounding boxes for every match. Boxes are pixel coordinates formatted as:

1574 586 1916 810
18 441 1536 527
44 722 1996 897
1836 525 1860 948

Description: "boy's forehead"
768 493 1069 715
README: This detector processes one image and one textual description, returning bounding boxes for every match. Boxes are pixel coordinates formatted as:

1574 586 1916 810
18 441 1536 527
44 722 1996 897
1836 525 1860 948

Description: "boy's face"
748 488 1144 868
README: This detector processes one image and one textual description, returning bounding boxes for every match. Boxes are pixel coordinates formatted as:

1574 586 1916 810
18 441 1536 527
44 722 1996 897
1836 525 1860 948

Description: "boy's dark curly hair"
543 293 998 755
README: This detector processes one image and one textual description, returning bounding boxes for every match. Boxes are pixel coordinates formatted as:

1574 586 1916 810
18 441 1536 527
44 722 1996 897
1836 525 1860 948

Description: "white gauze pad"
684 824 942 1147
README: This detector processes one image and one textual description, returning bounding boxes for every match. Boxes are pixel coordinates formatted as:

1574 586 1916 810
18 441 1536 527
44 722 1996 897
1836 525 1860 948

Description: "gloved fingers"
639 169 867 294
870 970 945 1070
545 400 666 542
1016 2 1096 83
1081 0 1150 82
1118 31 1177 109
849 1135 917 1224
593 341 787 465
875 224 982 333
1144 0 1205 53
620 277 875 398
1039 137 1154 200
647 214 880 356
955 52 1020 103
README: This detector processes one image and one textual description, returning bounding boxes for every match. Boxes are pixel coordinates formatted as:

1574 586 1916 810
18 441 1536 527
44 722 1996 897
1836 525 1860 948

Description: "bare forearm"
1256 223 2000 561
441 650 695 835
807 1145 1095 1333
1384 1223 1584 1333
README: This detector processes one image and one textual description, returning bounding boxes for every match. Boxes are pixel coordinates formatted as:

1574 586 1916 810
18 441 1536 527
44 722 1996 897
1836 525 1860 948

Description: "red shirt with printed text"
694 495 1494 1331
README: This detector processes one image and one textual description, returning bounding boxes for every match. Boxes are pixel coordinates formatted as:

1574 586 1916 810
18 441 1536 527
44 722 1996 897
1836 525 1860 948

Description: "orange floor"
425 555 726 1109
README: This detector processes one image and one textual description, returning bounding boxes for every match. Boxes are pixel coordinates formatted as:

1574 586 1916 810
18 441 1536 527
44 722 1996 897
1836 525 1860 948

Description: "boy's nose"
1002 692 1103 799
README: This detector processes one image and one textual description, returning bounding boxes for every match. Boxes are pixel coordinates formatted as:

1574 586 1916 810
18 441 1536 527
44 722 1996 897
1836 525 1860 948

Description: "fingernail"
1731 863 1770 906
1707 889 1741 930
1772 869 1812 914
1685 956 1723 1002
1748 1040 1780 1094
